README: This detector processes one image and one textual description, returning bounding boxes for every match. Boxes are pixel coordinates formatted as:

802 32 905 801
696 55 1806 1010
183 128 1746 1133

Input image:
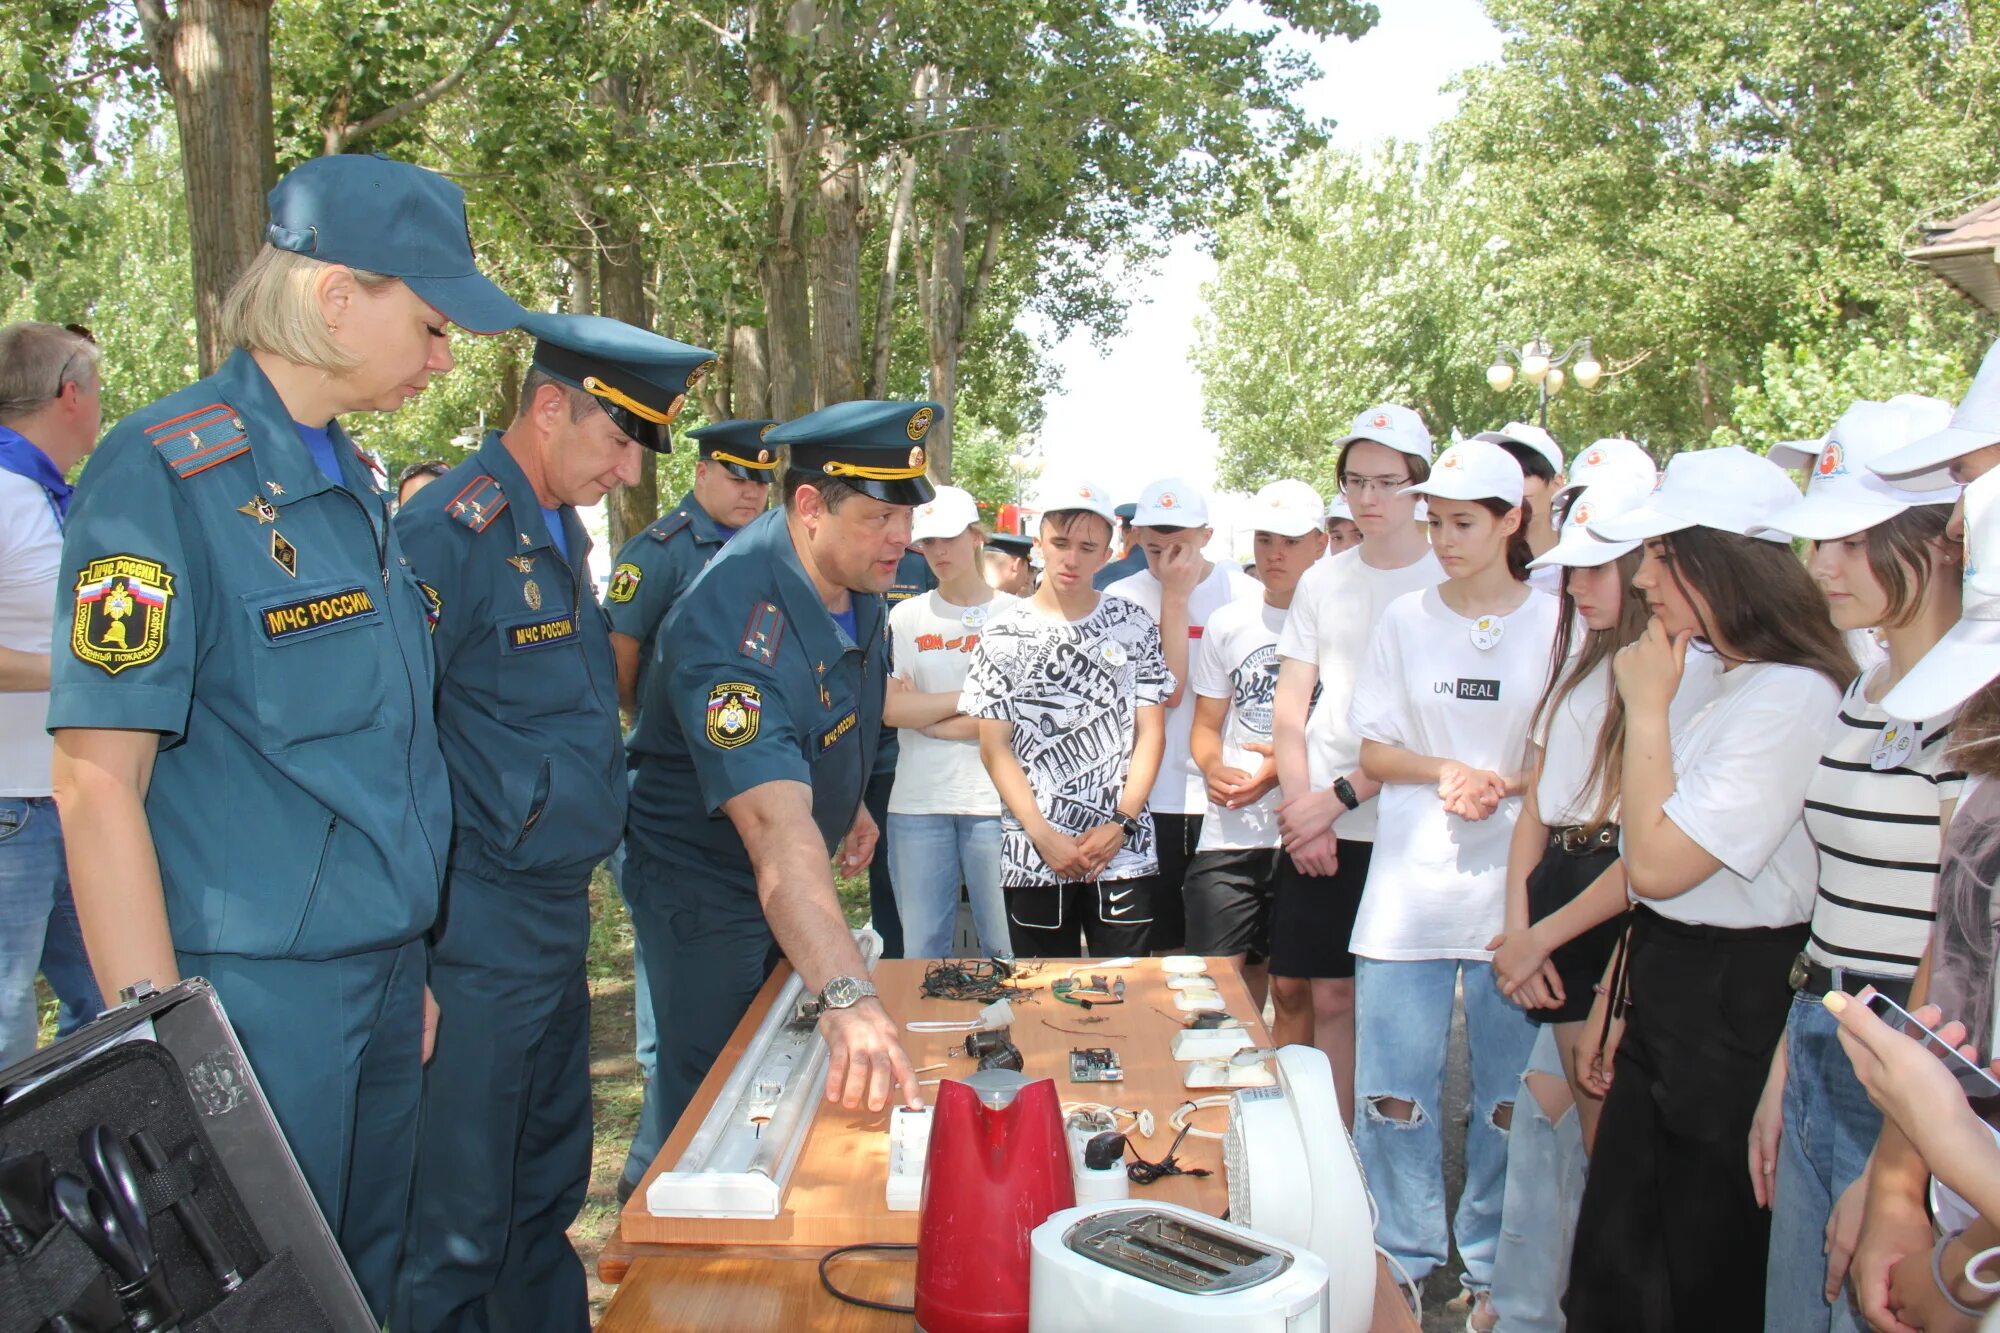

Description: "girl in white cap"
1345 438 1561 1324
1740 405 1964 1333
1565 446 1854 1330
883 485 1018 959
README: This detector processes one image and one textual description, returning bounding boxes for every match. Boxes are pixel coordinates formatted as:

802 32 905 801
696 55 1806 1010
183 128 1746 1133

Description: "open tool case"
0 979 376 1332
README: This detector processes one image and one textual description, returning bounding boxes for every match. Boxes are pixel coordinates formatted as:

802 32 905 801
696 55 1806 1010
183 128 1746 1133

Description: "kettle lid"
961 1067 1032 1109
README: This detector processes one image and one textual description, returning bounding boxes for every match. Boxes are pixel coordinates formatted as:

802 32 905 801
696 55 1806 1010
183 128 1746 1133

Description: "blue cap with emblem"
517 312 719 453
265 154 526 335
765 400 941 506
690 419 781 481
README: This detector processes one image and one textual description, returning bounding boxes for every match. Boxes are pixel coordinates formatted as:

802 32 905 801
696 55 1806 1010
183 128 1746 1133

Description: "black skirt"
1524 835 1624 1025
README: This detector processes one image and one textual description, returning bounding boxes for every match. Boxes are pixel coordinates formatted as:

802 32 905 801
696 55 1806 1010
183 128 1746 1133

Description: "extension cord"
885 1105 932 1212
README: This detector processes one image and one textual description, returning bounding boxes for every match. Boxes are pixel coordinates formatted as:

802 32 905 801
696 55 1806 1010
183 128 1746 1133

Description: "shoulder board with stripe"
144 403 249 479
649 509 694 542
445 475 509 533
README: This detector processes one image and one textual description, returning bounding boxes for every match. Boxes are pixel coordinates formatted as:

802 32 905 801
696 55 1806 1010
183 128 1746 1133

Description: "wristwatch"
1333 776 1361 812
812 976 877 1016
1112 810 1143 844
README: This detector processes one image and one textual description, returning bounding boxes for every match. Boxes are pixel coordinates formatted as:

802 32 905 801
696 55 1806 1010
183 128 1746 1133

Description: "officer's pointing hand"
821 999 924 1112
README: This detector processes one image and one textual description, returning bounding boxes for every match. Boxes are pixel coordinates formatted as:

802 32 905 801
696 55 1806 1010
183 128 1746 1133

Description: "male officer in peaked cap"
606 418 778 711
622 400 938 1187
604 415 774 1200
393 312 716 1331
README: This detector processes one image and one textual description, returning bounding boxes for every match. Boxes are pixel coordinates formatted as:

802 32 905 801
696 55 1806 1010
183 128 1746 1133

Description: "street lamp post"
1486 336 1603 428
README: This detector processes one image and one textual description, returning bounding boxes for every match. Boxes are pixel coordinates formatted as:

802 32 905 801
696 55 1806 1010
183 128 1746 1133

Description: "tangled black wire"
920 958 1036 1003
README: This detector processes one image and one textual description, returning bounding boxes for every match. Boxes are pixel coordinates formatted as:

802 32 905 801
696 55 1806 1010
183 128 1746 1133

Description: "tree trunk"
599 217 658 547
139 0 276 376
921 186 970 482
749 0 818 421
729 324 772 420
811 130 865 406
867 148 919 398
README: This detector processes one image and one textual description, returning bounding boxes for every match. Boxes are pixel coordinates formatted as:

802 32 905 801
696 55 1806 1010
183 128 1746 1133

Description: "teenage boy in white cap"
1184 480 1328 1011
1270 403 1440 1120
1474 421 1567 567
1104 476 1260 951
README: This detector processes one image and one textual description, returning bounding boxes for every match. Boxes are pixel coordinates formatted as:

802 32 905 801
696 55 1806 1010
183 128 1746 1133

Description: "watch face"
823 977 861 1008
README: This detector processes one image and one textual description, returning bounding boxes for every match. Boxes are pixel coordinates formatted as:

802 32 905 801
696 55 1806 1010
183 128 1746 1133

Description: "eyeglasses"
64 324 95 344
1339 474 1412 496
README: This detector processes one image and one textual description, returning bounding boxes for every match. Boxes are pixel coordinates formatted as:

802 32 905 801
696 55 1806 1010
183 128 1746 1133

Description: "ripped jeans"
1353 956 1539 1293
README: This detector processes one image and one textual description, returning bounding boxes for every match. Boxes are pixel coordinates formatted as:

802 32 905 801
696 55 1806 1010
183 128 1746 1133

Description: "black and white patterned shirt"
959 595 1173 887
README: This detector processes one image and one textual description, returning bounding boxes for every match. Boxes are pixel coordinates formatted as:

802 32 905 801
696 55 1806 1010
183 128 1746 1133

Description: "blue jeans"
1353 957 1538 1293
886 813 1010 959
1765 991 1881 1333
1491 1023 1587 1333
0 796 101 1068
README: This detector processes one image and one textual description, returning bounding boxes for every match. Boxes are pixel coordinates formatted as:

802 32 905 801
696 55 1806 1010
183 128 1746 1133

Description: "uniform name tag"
821 710 858 751
262 587 378 641
506 615 580 651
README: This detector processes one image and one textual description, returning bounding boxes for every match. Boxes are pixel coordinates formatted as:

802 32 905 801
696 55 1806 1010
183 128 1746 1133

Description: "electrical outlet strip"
886 1105 933 1212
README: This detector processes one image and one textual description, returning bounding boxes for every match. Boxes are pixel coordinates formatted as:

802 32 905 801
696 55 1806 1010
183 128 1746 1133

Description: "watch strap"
1333 776 1360 811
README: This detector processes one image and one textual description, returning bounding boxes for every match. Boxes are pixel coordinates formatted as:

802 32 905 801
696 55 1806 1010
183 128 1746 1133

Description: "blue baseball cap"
519 312 718 453
266 154 526 335
689 419 781 480
766 400 941 506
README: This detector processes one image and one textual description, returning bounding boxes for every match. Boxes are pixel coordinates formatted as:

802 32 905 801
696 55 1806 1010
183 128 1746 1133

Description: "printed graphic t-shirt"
1191 597 1289 851
960 595 1173 886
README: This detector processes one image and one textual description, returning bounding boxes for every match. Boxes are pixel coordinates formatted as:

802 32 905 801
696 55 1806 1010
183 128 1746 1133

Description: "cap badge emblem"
1371 413 1391 428
759 423 777 440
1817 442 1846 478
1158 493 1177 508
1582 449 1604 466
906 407 934 441
1571 502 1593 526
1442 452 1463 469
909 445 926 469
686 359 717 391
757 448 771 464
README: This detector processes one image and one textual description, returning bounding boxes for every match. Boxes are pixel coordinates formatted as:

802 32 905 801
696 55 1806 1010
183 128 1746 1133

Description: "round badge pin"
1470 614 1504 651
961 604 989 629
1871 722 1917 772
1101 640 1128 667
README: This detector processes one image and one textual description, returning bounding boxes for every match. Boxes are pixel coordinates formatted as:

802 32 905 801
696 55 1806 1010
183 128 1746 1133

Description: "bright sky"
1027 0 1505 547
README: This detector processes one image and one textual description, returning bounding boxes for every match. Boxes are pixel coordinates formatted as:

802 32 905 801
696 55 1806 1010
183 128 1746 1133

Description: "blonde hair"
219 246 400 372
0 322 98 422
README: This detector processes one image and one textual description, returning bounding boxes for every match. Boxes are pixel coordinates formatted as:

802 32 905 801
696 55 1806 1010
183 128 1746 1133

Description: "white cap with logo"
1402 439 1526 506
1472 421 1563 478
1332 403 1436 462
910 485 983 543
1871 342 2000 481
1528 478 1653 570
1587 445 1797 543
1882 467 2000 720
1561 438 1658 496
1248 479 1326 537
1132 476 1210 528
1749 400 1959 541
1030 475 1119 525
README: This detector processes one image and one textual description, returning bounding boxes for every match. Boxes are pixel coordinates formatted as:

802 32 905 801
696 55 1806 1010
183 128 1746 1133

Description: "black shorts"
1182 847 1284 964
1266 841 1372 980
1147 812 1204 952
1005 877 1157 958
1525 840 1625 1025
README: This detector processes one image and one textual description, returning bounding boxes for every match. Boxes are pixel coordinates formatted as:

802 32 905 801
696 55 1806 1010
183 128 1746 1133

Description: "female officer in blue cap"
46 153 524 1315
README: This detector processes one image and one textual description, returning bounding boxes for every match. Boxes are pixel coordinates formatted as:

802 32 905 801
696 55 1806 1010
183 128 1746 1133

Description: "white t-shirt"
1641 660 1843 928
888 590 1018 817
0 472 60 796
1105 561 1261 814
1191 597 1287 851
1275 545 1444 842
1528 564 1563 597
959 595 1173 887
1348 585 1563 960
1535 650 1723 826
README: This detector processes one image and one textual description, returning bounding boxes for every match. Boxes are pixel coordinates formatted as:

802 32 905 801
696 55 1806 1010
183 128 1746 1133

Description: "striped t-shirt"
1803 672 1964 978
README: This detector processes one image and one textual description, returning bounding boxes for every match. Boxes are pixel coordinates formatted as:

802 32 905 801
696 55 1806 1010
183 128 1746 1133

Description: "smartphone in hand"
1862 989 2000 1100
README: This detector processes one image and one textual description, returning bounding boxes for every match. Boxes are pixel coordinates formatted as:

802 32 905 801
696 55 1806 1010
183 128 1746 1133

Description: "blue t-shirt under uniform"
295 422 342 485
541 505 569 562
831 603 859 645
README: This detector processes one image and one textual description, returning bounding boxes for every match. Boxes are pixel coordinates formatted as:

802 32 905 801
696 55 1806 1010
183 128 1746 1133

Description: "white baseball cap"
1871 343 2000 481
1403 439 1525 506
1562 438 1658 495
1249 479 1326 537
1132 476 1210 528
1332 403 1436 462
1587 445 1797 543
1749 401 1960 541
1882 467 2000 720
1528 479 1653 570
1473 421 1564 478
1030 475 1119 526
910 485 982 542
1778 394 1953 482
1325 492 1354 523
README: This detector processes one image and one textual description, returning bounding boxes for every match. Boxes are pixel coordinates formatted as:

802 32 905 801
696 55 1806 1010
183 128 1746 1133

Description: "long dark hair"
1528 547 1648 834
1472 496 1534 582
1656 528 1853 689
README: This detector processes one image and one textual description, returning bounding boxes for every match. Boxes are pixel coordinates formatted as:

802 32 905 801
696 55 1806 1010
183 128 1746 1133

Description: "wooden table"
598 957 1417 1331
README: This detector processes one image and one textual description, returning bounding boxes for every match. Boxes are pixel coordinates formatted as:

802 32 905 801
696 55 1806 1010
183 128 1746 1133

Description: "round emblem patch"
523 579 542 611
686 359 717 391
909 445 926 469
1470 614 1504 650
1817 442 1846 477
906 407 934 441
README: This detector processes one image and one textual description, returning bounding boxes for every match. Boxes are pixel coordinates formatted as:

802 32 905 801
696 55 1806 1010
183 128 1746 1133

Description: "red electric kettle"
914 1068 1076 1332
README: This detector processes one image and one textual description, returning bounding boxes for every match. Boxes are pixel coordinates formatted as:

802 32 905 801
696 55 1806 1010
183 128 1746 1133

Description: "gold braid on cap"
582 376 683 425
709 449 780 472
821 458 928 481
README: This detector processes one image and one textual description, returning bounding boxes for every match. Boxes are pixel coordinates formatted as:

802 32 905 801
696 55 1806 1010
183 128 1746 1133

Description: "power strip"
885 1105 932 1212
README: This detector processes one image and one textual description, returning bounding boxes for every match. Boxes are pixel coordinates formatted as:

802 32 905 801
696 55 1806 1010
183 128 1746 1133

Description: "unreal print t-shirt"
960 595 1173 887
